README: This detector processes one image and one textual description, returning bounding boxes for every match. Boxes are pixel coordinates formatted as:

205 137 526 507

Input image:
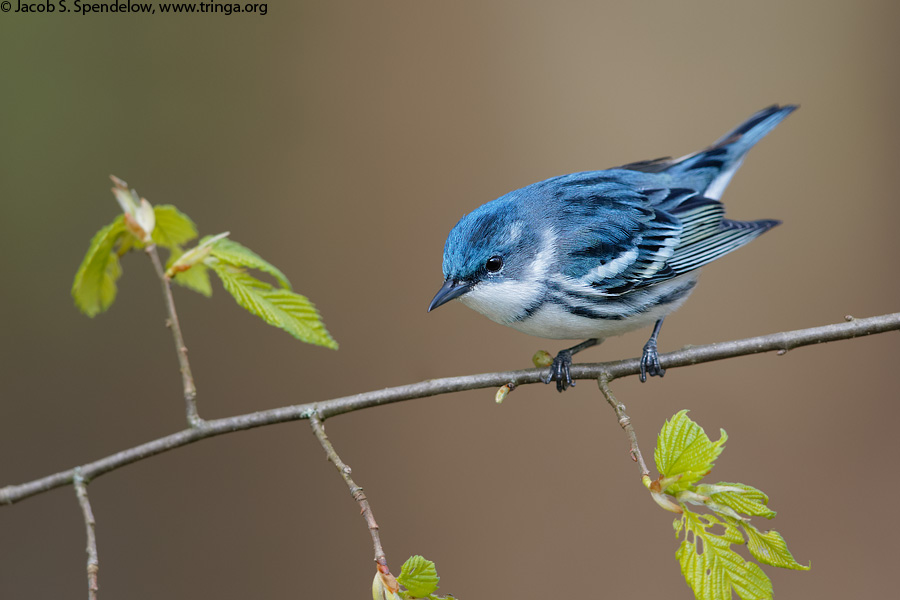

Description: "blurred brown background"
1 1 898 598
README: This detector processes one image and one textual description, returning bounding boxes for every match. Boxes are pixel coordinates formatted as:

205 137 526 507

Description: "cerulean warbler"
428 105 795 391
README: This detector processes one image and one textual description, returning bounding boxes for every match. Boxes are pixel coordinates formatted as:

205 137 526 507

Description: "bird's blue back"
443 105 794 295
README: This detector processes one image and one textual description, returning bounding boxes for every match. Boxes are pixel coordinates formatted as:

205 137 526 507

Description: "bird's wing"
552 176 778 295
640 187 780 284
552 176 682 295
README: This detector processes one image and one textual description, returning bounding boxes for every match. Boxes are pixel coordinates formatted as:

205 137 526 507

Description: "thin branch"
592 312 900 383
598 373 650 478
73 470 99 600
146 245 202 427
309 414 396 588
1 312 898 506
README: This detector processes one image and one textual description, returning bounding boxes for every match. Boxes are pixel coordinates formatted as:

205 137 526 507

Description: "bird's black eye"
485 256 503 273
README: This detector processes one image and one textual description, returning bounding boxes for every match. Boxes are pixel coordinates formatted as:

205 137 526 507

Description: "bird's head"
428 197 549 322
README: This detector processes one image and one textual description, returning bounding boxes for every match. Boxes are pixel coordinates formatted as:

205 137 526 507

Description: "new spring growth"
531 350 553 368
111 175 155 243
165 231 230 277
495 382 516 403
372 570 401 600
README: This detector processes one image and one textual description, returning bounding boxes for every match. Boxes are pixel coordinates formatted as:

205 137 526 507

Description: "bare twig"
146 245 202 427
1 312 898 506
598 373 650 478
73 470 99 600
309 413 396 588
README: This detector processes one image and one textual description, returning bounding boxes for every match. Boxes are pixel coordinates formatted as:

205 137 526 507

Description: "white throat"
457 231 556 325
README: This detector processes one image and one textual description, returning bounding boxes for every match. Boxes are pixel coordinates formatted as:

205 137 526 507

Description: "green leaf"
677 512 773 600
166 232 229 279
397 556 440 598
72 217 127 317
152 205 198 249
174 264 213 297
115 232 143 255
674 517 685 538
696 482 777 520
655 410 727 494
743 524 810 571
206 237 292 289
209 262 337 349
166 247 213 297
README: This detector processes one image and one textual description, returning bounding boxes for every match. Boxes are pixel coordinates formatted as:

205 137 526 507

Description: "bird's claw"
639 340 665 382
542 350 575 392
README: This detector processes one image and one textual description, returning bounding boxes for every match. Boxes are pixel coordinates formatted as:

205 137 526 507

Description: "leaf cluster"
652 410 809 600
374 556 456 600
71 176 337 349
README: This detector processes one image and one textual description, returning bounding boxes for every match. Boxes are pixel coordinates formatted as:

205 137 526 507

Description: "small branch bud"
495 382 516 403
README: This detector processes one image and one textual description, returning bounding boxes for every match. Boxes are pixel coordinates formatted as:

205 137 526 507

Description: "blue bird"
428 105 796 391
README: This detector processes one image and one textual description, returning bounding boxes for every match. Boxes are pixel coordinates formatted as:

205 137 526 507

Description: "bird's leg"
640 318 666 382
542 338 601 392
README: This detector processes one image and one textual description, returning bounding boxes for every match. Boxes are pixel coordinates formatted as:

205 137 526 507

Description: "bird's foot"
639 339 665 382
542 349 575 392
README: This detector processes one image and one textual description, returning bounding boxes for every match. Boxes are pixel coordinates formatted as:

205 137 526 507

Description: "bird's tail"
710 104 797 155
669 105 797 199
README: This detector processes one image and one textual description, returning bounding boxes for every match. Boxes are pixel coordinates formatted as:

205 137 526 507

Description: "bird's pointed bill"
428 279 473 312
